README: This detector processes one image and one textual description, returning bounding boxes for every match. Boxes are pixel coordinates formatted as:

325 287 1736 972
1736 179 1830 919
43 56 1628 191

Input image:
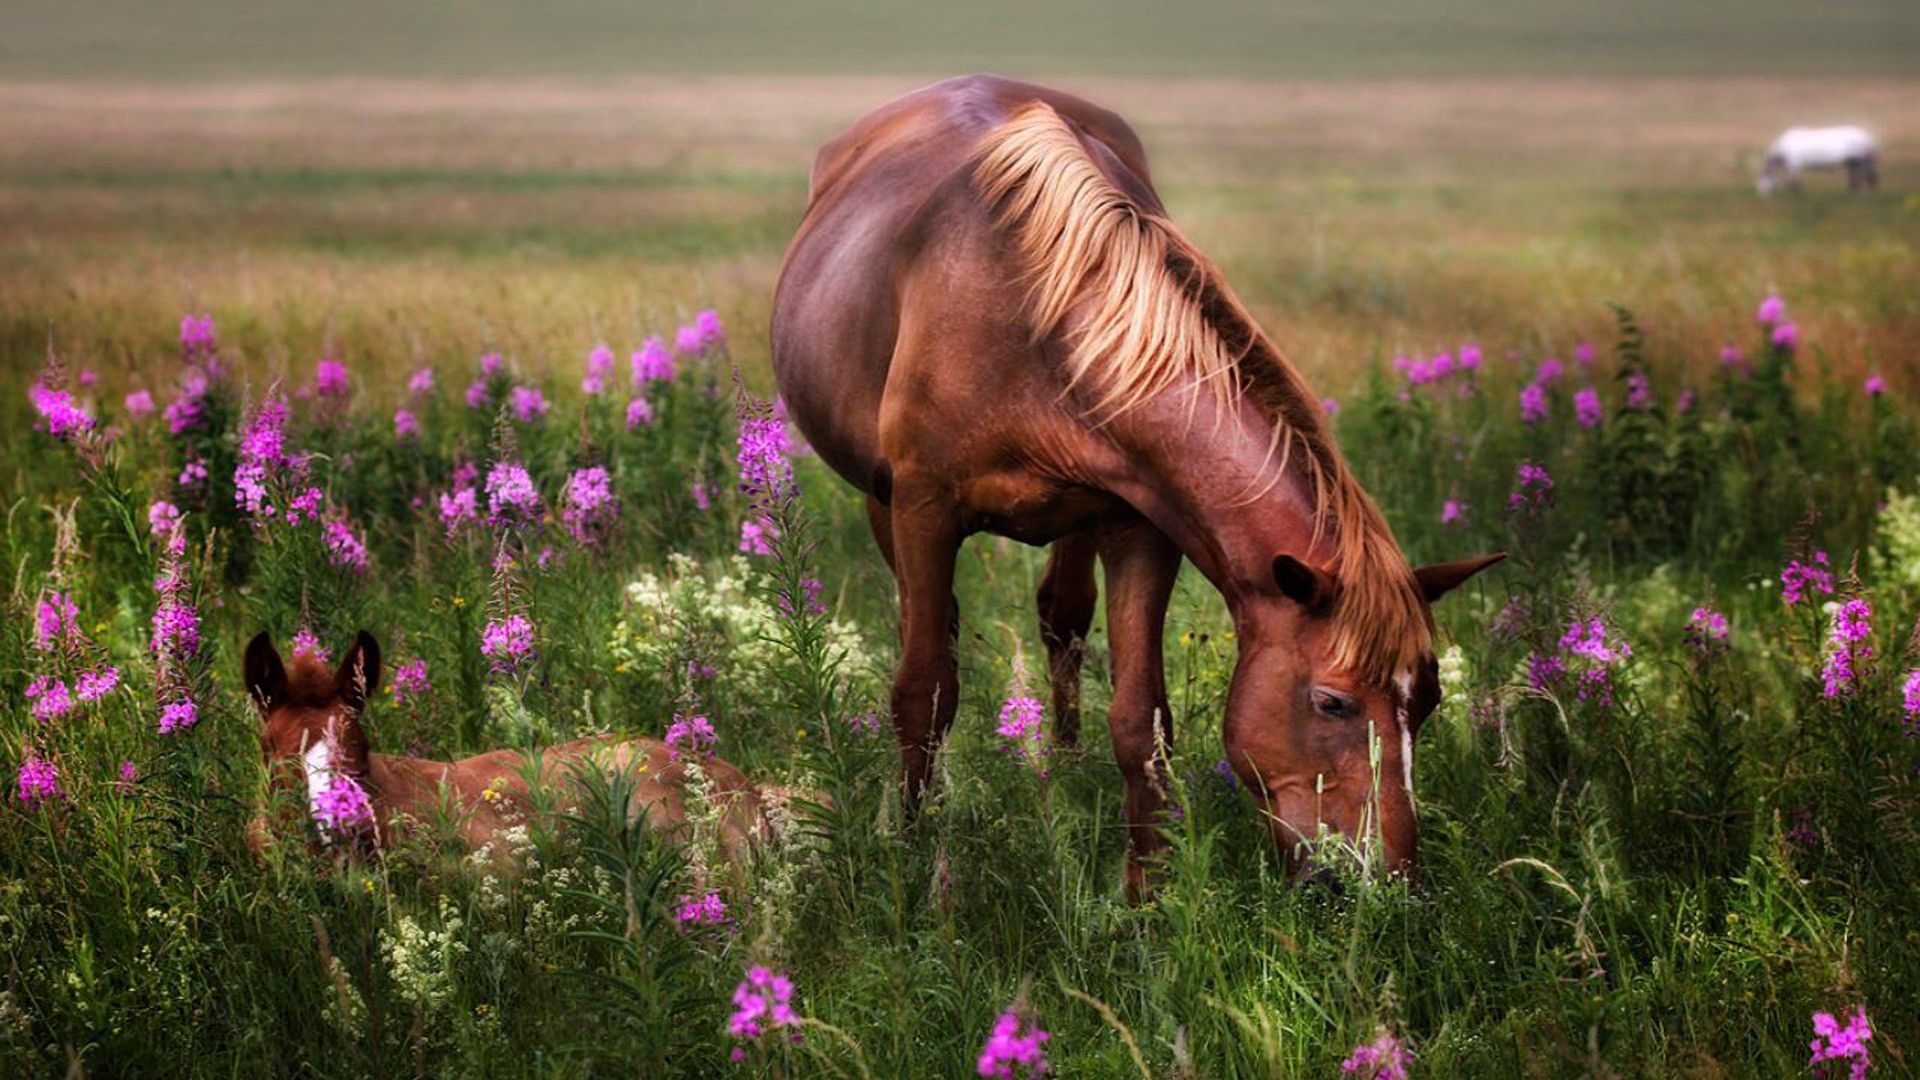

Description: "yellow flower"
452 596 467 609
794 727 807 739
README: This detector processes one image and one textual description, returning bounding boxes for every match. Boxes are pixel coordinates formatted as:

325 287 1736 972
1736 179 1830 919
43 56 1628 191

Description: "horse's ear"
335 630 381 713
1414 552 1507 604
1272 554 1335 614
244 632 287 714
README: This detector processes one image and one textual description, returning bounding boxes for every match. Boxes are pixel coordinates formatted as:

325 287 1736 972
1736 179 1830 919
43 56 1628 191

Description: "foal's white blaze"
1393 670 1415 803
303 737 335 822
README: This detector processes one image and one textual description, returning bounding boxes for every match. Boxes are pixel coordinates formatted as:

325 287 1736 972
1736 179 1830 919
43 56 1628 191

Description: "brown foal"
772 76 1501 893
243 631 772 861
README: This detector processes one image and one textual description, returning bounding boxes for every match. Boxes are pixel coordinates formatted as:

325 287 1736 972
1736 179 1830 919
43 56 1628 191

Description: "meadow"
3 72 1920 1077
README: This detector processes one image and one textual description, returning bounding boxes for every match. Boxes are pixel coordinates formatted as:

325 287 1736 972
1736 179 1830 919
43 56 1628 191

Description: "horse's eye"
1312 688 1359 720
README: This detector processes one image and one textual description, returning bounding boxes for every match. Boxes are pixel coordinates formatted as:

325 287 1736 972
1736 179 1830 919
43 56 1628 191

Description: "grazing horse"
772 75 1502 893
243 631 773 860
1758 126 1880 195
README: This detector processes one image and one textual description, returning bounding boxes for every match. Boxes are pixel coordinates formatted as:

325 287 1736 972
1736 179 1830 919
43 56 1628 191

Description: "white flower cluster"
608 554 876 704
381 895 469 1014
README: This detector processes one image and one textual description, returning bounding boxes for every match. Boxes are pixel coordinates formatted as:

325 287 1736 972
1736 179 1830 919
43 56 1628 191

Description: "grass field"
3 56 1920 1079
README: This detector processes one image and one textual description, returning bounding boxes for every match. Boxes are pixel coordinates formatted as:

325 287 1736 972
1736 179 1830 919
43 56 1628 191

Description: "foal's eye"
1311 689 1359 720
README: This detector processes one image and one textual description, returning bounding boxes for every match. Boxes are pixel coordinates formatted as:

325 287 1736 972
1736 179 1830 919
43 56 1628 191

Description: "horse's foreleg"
1097 522 1182 902
1037 532 1098 747
887 484 963 811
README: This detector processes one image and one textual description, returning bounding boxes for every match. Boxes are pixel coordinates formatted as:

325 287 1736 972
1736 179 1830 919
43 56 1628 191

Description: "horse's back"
772 76 1156 493
1773 125 1879 164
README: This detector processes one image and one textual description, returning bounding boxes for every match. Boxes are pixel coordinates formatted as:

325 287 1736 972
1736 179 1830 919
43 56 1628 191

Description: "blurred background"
3 0 1916 389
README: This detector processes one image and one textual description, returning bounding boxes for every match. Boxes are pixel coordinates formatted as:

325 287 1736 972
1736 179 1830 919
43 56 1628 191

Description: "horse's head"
1222 552 1503 885
243 630 382 851
1757 153 1787 196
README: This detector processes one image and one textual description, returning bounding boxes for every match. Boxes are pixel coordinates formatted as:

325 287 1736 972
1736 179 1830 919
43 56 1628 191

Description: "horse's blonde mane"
973 102 1430 682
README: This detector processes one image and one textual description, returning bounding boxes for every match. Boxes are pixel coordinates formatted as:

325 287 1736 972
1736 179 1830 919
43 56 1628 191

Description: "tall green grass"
2 297 1915 1077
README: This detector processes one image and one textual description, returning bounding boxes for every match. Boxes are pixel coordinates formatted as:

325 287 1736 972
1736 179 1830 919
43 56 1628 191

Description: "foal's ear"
335 630 382 712
244 632 287 714
1272 554 1336 614
1413 552 1508 604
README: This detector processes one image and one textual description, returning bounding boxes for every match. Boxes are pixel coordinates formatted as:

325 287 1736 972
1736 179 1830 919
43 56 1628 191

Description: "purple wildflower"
562 465 618 545
583 344 615 395
1322 397 1340 416
465 380 491 410
736 411 795 501
234 397 291 517
158 699 199 735
674 892 730 928
74 667 119 702
1756 294 1786 326
508 385 548 423
664 714 717 760
1535 357 1566 385
394 408 419 440
28 381 96 440
438 486 479 537
312 772 375 837
1808 1007 1872 1080
291 627 330 662
1518 383 1548 424
1819 597 1873 699
1771 322 1798 350
1458 343 1483 370
1863 374 1885 397
977 1009 1050 1078
1676 388 1695 413
179 314 217 356
391 658 430 705
996 695 1046 759
484 462 543 526
125 389 155 417
692 483 713 511
480 614 535 673
1625 372 1652 410
1508 461 1555 517
148 500 182 536
408 366 435 395
1902 669 1920 736
625 396 654 429
177 459 208 489
630 337 675 385
739 517 777 556
27 676 74 723
1341 1032 1411 1080
34 591 79 652
323 516 370 572
1574 387 1603 428
674 323 703 355
315 358 349 398
1559 616 1632 705
1780 551 1834 606
694 309 725 351
1573 341 1596 367
1526 653 1565 692
16 752 64 808
1441 499 1465 526
1684 607 1729 652
727 966 801 1042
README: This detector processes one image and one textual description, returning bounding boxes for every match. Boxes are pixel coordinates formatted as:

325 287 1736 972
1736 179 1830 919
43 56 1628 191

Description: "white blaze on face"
1393 670 1415 802
303 735 335 822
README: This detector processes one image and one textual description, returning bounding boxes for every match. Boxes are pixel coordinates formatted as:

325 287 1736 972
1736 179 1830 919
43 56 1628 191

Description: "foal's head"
1222 552 1503 884
243 630 382 846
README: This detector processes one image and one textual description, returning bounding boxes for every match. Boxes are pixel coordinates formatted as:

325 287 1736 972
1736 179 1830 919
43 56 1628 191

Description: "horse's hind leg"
1037 532 1098 747
885 480 964 809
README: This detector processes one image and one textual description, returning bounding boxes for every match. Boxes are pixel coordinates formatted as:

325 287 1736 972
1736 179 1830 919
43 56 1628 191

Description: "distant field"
7 0 1920 79
2 77 1916 398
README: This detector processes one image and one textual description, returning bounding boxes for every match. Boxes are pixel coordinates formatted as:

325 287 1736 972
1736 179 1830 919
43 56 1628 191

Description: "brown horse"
242 631 773 861
772 75 1501 893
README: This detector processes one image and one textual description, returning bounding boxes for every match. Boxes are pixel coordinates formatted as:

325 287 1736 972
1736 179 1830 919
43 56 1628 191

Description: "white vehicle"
1758 126 1881 195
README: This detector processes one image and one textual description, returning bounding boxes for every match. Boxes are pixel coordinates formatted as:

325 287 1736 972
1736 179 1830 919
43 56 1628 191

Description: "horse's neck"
1102 392 1333 604
365 752 456 815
